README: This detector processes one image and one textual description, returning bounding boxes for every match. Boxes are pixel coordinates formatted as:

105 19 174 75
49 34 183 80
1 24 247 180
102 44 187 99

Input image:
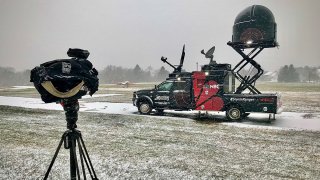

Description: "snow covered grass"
0 82 320 179
0 106 320 179
97 83 155 103
0 82 150 103
256 82 320 92
280 92 320 113
0 86 39 98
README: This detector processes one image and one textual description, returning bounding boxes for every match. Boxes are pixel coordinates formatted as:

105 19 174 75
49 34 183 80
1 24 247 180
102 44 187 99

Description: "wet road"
242 112 320 131
166 111 320 131
1 96 319 131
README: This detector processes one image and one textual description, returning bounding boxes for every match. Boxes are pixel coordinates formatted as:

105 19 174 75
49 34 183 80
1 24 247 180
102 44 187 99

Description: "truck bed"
223 93 281 114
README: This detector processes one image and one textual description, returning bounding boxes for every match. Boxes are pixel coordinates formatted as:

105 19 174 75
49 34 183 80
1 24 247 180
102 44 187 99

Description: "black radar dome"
231 5 278 48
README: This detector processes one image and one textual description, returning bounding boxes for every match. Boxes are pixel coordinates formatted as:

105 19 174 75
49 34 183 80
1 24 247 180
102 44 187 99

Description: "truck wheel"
138 101 152 115
226 105 243 121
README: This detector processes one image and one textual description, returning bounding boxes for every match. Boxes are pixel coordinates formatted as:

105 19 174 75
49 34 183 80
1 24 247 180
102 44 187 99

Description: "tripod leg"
78 137 95 179
79 135 99 180
77 138 87 180
70 133 81 180
43 132 68 180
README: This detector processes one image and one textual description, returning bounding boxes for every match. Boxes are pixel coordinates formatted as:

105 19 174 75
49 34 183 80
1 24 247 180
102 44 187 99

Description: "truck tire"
226 105 243 121
138 101 152 115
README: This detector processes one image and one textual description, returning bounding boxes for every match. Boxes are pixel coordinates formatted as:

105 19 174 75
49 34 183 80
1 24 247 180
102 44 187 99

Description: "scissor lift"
228 4 279 94
227 42 265 94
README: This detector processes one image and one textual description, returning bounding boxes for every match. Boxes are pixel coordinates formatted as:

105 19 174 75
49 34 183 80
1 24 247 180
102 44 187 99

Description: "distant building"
118 81 130 88
259 71 278 82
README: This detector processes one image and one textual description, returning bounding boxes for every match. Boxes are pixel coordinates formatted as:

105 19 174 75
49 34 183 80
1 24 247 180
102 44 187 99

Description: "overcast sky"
0 0 319 72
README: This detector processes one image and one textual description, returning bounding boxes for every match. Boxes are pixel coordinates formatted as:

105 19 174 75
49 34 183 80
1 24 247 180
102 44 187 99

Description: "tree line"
99 65 170 83
0 67 31 86
278 64 320 82
0 65 170 86
0 64 319 86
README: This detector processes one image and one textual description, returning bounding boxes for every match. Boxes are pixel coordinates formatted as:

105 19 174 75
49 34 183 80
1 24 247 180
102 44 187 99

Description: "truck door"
171 80 192 109
154 81 173 107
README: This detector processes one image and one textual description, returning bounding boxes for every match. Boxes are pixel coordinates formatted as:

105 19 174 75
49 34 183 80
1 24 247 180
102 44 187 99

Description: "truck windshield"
157 81 173 91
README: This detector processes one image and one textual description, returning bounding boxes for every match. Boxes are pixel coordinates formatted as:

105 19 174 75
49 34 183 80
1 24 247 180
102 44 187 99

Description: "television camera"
30 48 99 180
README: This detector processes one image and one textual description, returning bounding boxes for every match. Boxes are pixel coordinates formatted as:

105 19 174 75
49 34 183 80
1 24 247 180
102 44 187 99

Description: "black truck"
132 47 282 121
133 5 283 121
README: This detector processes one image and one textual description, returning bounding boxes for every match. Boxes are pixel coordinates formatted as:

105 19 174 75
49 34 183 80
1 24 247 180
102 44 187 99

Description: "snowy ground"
0 84 320 179
0 95 319 131
0 105 319 179
0 95 133 113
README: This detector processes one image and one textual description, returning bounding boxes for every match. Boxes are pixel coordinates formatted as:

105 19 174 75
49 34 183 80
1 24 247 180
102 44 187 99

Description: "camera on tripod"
30 48 99 179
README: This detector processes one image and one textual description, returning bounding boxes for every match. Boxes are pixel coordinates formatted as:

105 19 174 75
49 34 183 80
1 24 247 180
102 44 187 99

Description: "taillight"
259 97 275 103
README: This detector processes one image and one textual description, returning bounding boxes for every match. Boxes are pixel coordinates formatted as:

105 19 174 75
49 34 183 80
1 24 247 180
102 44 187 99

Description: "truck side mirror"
154 85 157 90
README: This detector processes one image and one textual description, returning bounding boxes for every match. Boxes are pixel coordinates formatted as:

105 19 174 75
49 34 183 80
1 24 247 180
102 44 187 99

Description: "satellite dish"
201 46 215 60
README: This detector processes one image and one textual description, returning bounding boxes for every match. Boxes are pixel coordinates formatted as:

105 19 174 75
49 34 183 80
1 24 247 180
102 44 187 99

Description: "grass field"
0 82 320 179
255 82 320 92
0 105 319 179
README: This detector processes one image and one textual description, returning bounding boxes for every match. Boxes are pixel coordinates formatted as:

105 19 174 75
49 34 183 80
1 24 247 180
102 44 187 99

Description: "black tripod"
43 100 98 180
